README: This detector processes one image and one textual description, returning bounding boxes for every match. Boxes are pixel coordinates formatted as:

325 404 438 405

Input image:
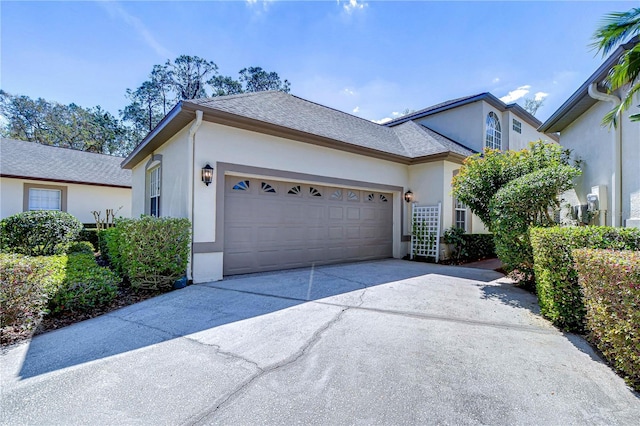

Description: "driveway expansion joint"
183 307 349 426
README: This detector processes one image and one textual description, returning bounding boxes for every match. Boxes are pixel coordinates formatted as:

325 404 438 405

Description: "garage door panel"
224 177 393 275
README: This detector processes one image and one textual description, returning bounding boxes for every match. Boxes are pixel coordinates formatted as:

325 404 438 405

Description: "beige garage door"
223 177 393 275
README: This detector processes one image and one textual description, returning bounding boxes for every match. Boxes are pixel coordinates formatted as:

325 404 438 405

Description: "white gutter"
587 83 622 227
187 110 204 280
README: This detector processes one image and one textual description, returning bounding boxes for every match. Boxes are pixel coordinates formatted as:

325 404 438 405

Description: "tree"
208 75 244 97
0 91 134 156
452 141 580 286
592 7 640 126
169 55 218 100
523 97 544 116
238 67 291 93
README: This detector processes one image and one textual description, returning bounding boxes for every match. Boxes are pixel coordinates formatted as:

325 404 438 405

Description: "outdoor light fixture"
404 190 414 203
201 164 214 186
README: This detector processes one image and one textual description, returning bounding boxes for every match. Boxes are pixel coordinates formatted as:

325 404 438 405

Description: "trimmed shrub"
574 249 640 390
68 241 95 254
100 226 124 275
0 254 67 341
78 228 99 249
530 226 640 331
490 165 580 286
49 253 118 313
0 211 83 256
443 228 495 262
107 217 190 291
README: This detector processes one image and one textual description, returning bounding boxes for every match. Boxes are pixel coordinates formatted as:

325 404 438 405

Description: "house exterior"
539 38 640 228
0 138 132 225
121 91 553 282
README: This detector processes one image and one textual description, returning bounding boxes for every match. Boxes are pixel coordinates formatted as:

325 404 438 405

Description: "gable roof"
392 121 476 157
539 36 639 133
383 92 545 131
122 91 475 169
0 138 132 188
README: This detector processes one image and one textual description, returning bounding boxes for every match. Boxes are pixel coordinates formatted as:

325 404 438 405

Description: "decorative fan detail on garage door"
232 180 250 191
261 182 276 193
309 187 322 197
379 194 388 202
347 191 359 201
367 193 375 201
330 189 342 200
287 185 301 195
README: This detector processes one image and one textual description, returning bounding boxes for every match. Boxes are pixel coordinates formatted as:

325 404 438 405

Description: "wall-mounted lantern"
404 190 414 203
201 164 214 186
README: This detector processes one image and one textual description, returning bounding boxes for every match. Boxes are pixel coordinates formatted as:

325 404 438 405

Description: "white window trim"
486 112 502 150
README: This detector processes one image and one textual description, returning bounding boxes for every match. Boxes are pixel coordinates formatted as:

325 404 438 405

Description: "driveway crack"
181 338 264 371
183 307 348 425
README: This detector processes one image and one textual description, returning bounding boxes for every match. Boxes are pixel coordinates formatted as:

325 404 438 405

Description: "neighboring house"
0 138 132 225
539 38 640 229
122 90 553 282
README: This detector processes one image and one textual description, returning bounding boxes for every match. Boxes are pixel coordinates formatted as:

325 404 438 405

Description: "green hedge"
443 228 495 261
49 253 119 313
105 217 191 291
0 254 67 341
574 249 640 390
0 211 83 256
78 228 100 249
530 226 640 331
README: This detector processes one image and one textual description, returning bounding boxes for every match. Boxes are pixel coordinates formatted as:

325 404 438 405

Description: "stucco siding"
0 177 131 224
416 102 483 152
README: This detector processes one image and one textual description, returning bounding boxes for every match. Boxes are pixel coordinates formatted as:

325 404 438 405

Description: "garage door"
223 177 393 275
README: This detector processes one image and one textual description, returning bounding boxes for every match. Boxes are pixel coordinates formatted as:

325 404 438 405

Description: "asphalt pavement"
1 259 638 425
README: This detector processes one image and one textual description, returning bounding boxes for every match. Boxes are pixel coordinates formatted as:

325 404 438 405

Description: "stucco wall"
505 111 552 152
0 177 131 224
558 95 640 227
130 126 190 218
416 102 484 152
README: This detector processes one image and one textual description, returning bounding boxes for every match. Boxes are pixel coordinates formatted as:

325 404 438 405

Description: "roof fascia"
0 174 131 189
538 41 635 133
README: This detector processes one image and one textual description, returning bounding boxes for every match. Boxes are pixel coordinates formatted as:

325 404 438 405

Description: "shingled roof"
1 138 131 187
123 91 476 168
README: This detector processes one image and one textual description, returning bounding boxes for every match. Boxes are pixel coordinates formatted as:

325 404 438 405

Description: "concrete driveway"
1 259 638 425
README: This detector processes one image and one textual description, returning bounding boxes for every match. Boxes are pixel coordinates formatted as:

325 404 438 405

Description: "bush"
107 217 190 291
68 241 95 254
443 228 495 261
0 254 67 341
100 226 124 275
0 211 83 256
78 228 99 249
530 226 640 331
490 165 580 285
574 249 640 390
49 253 118 313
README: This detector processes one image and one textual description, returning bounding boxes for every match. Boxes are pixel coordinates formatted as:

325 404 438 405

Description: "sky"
1 0 637 124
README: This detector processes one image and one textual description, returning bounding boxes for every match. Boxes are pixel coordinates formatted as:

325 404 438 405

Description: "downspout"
187 110 204 281
587 83 622 227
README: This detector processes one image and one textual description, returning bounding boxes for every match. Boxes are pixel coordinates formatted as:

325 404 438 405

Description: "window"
149 166 161 217
512 118 522 134
28 188 61 211
485 112 502 150
454 199 467 231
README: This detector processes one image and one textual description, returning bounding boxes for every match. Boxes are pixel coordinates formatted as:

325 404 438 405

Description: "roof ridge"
384 93 488 126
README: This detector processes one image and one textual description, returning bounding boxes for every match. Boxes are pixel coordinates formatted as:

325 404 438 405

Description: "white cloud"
353 106 360 113
99 1 173 59
342 0 367 14
534 91 549 102
492 77 500 84
373 117 392 124
391 112 400 117
343 88 355 96
500 85 531 103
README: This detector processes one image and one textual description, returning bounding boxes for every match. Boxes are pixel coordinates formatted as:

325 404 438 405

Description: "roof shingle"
0 138 132 187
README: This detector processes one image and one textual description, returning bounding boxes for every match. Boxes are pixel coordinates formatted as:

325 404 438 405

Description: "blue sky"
1 0 637 123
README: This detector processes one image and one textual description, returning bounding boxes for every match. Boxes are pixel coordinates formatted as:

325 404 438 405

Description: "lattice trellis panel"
411 203 441 262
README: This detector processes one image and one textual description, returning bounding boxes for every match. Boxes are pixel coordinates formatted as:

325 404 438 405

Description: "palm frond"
591 8 640 55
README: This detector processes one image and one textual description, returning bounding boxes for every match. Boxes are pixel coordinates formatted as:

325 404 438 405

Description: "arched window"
485 112 502 150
